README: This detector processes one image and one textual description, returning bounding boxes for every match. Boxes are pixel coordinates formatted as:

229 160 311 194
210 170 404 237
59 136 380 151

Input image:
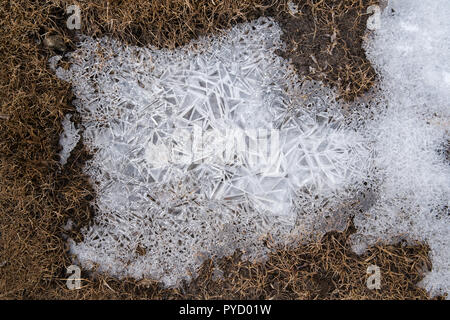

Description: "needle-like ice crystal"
55 18 370 286
59 114 80 165
54 2 450 296
351 0 450 298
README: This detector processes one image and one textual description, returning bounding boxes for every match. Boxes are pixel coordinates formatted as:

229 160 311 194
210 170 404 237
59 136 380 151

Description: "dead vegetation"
276 0 379 101
0 0 441 299
29 223 434 300
62 0 378 100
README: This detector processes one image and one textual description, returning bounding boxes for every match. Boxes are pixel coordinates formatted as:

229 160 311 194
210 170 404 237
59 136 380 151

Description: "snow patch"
351 0 450 298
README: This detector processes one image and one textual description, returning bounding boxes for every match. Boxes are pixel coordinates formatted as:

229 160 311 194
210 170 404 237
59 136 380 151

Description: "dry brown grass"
276 0 379 101
28 223 434 300
63 0 378 100
0 0 441 300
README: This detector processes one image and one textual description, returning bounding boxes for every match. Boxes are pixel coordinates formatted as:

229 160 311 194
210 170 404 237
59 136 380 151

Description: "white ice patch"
59 114 80 165
53 2 450 296
54 18 370 286
351 0 450 298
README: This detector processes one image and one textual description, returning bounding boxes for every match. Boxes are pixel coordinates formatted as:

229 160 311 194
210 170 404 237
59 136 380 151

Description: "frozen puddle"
53 2 449 297
54 18 370 285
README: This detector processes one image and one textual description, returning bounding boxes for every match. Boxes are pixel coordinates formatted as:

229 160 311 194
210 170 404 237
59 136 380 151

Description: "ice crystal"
55 18 369 286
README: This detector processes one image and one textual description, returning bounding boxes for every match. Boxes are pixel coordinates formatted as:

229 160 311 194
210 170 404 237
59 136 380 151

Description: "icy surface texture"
54 3 450 294
59 114 80 165
54 18 370 286
351 0 450 298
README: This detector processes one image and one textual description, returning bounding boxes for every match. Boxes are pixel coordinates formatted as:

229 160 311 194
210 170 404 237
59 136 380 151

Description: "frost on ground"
54 1 449 296
54 18 370 286
351 0 450 298
58 114 80 165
